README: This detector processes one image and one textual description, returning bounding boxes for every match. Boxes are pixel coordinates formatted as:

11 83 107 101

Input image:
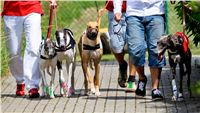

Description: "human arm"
113 0 123 22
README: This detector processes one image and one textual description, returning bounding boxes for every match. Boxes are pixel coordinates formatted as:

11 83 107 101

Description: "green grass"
41 1 106 41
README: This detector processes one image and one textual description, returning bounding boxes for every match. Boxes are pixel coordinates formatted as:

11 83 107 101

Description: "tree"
174 1 200 46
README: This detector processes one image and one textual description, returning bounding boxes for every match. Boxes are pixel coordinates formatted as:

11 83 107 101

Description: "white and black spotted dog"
39 38 57 98
55 28 76 97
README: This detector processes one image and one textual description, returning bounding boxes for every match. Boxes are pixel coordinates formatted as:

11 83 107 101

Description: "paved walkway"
1 59 200 113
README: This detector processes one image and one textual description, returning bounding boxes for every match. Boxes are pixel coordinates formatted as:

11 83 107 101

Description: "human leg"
108 11 127 87
126 56 137 92
126 16 147 96
4 16 25 96
145 15 166 99
23 13 42 98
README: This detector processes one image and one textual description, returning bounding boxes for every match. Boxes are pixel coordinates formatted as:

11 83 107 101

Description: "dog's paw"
60 88 65 97
50 95 55 99
178 97 184 101
91 88 96 94
66 87 74 97
178 93 184 101
95 91 101 97
171 95 177 101
41 93 45 98
49 88 55 99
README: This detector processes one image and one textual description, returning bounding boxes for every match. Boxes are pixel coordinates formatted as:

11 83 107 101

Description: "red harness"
175 32 189 53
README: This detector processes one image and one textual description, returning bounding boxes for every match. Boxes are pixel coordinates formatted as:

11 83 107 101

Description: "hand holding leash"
49 0 57 7
114 12 122 22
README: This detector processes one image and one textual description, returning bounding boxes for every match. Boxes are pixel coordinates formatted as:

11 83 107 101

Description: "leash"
53 6 59 31
182 1 186 34
47 5 58 40
47 6 54 40
96 1 109 25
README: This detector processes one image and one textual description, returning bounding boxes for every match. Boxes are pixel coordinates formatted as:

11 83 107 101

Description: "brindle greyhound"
157 32 192 101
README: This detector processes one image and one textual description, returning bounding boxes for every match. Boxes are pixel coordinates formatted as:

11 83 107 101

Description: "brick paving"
1 59 200 113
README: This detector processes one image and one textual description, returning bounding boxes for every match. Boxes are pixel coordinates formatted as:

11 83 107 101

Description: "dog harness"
55 38 76 52
40 54 56 60
175 32 189 53
83 44 100 50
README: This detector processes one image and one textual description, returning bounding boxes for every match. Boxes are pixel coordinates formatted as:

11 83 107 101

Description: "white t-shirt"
114 0 165 17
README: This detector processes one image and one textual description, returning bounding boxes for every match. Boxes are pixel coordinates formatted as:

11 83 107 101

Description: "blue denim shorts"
108 11 126 53
126 15 166 67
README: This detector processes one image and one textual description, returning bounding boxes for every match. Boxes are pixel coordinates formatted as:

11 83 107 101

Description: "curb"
193 55 200 68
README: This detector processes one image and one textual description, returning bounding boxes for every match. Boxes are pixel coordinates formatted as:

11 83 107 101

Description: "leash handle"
47 6 54 39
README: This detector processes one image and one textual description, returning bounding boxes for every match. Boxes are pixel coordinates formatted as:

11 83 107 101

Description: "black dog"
157 32 192 101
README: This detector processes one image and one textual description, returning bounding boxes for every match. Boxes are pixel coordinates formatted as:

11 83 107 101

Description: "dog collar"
168 49 179 55
55 44 72 52
55 37 76 52
83 44 100 50
40 53 57 60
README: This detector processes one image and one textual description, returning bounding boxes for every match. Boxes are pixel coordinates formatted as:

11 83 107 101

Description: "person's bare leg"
150 67 163 99
136 67 146 80
126 57 137 92
129 57 136 77
150 67 160 89
113 52 126 64
113 52 127 88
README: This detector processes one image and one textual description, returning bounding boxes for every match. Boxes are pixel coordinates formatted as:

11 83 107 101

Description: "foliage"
192 80 200 95
174 1 200 46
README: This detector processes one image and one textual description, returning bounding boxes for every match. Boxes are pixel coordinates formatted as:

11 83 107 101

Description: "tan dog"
78 21 103 96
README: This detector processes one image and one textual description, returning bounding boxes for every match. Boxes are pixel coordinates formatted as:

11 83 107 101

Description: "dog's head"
40 39 56 59
157 34 185 59
55 29 72 50
86 21 99 40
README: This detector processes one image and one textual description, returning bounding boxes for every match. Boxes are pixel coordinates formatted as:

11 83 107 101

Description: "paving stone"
1 60 200 113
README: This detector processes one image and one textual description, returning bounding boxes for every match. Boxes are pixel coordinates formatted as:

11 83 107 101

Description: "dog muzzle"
87 31 98 40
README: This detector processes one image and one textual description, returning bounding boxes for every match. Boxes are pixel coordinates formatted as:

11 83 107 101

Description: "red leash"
47 5 58 40
96 1 109 24
53 6 58 31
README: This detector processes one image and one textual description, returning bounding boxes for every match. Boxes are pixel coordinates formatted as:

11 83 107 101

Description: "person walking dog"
106 0 137 92
114 0 166 100
2 0 57 98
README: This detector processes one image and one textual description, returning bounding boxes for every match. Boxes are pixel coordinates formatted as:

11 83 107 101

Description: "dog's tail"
89 59 94 70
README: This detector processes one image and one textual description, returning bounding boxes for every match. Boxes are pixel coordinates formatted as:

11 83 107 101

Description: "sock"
128 75 135 82
119 61 127 70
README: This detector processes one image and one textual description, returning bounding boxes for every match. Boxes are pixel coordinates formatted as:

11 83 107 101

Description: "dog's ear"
87 22 91 28
55 30 59 37
167 34 173 45
63 29 67 35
